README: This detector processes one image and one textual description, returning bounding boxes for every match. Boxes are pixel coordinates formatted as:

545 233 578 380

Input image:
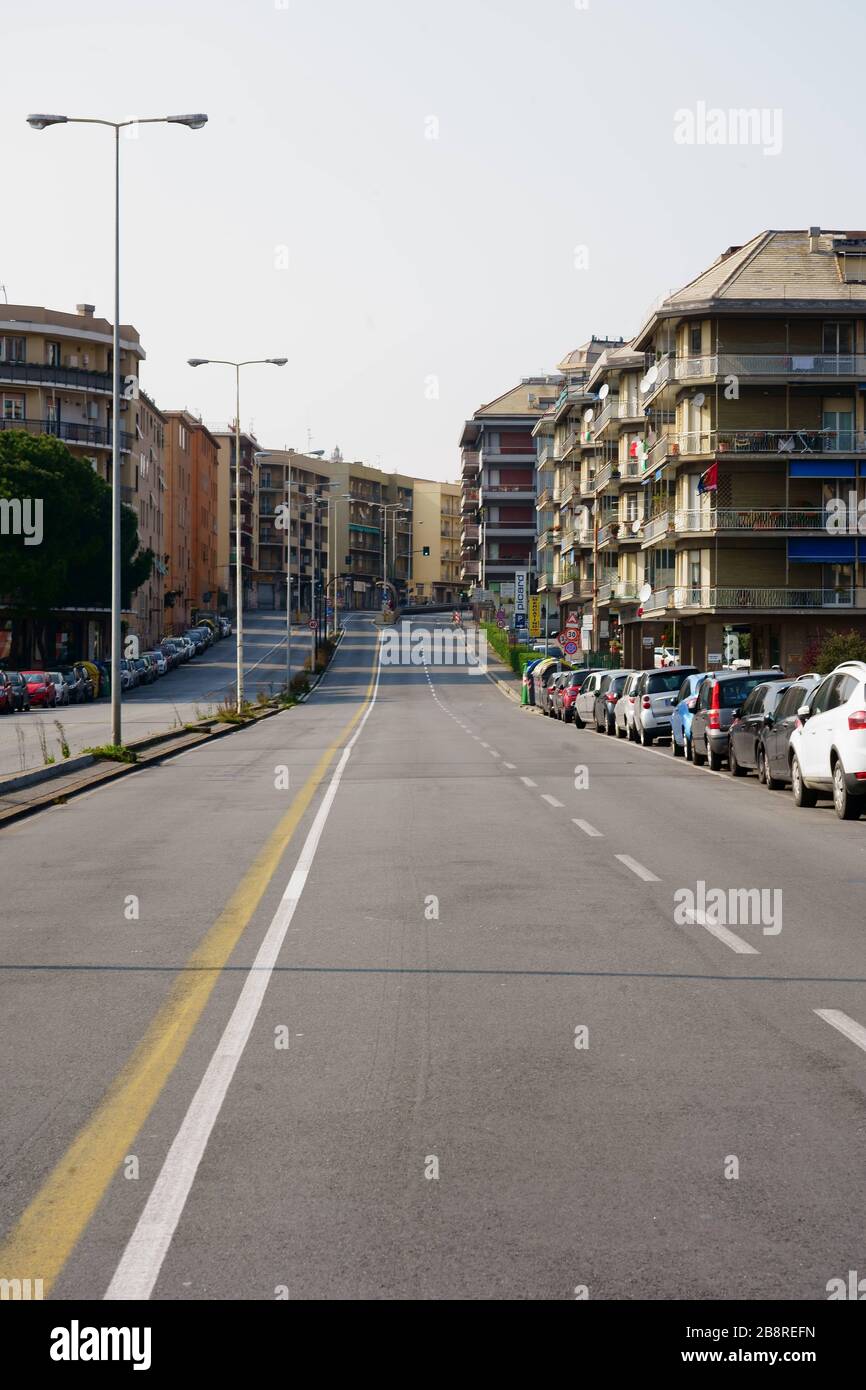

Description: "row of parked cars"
526 655 866 821
0 616 231 712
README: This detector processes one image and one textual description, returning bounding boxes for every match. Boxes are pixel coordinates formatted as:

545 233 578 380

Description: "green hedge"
481 622 538 674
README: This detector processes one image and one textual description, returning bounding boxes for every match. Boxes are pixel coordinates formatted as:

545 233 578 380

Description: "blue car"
671 671 709 758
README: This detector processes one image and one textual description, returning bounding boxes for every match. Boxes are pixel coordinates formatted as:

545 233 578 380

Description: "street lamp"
188 358 286 711
371 502 407 609
306 482 342 661
28 111 207 745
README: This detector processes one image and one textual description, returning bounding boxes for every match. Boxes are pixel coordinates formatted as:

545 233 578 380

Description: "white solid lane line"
615 854 661 884
541 794 564 808
105 652 384 1301
573 819 603 837
503 762 516 770
682 908 759 956
520 777 538 788
815 1008 866 1054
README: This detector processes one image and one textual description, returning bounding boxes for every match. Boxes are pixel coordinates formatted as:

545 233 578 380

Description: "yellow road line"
0 639 380 1294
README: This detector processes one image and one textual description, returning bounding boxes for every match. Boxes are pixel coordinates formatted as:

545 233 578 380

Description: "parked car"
75 662 97 701
0 675 12 715
757 675 823 791
728 679 796 777
531 642 564 658
557 668 602 724
21 671 57 707
670 672 710 758
593 670 636 735
144 650 168 677
158 642 180 670
134 656 155 685
632 667 698 746
534 658 569 714
548 671 574 720
49 666 83 704
119 657 139 690
789 661 866 819
690 669 786 771
47 671 70 706
218 617 232 637
573 670 610 729
0 670 31 712
614 671 643 741
654 647 681 668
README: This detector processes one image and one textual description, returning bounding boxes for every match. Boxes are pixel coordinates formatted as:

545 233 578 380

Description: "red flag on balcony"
697 462 718 493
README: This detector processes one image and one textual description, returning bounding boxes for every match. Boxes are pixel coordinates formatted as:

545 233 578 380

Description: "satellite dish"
598 384 610 401
584 408 594 423
693 392 706 408
641 364 659 392
631 519 642 535
639 583 653 603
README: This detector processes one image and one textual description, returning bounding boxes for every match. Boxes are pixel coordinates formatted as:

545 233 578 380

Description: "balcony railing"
653 586 859 612
461 523 479 542
649 428 866 465
675 506 828 533
461 488 479 509
641 511 675 545
0 416 134 450
671 353 866 382
0 360 115 394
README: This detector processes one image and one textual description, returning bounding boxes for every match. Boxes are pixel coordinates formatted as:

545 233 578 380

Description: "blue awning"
788 460 857 479
788 537 857 563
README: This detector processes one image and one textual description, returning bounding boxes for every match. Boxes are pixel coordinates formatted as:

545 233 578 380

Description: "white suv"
788 661 866 819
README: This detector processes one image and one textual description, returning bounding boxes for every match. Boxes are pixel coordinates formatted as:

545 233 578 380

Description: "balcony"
0 360 115 395
561 428 580 459
670 353 866 383
0 416 133 451
591 397 645 440
641 511 675 547
648 428 866 468
537 528 557 551
479 482 535 503
461 488 479 511
461 560 480 578
461 449 480 477
651 586 861 613
461 523 479 543
675 506 828 535
537 440 557 466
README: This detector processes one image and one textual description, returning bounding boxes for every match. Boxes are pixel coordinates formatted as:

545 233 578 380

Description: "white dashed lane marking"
815 1009 866 1054
682 908 759 956
615 854 660 884
573 819 603 837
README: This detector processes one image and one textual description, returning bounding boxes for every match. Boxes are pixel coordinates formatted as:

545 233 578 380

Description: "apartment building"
532 339 625 631
0 302 154 660
460 377 561 600
252 449 331 614
212 428 258 614
411 480 461 603
621 227 866 671
164 412 220 630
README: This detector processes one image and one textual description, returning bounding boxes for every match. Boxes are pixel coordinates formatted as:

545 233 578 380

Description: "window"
46 341 61 367
807 676 835 716
3 394 25 421
0 337 25 363
689 324 702 354
823 322 853 356
740 689 762 717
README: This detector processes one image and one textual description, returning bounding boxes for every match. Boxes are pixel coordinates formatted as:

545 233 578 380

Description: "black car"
691 669 786 771
728 679 794 777
0 670 30 712
757 674 823 790
55 666 87 703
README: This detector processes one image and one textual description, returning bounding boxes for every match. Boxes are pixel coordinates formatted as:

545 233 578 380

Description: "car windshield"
608 674 629 694
646 671 687 693
22 673 44 682
716 675 776 706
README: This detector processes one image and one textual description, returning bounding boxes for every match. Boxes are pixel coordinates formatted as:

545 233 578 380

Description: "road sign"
528 595 541 638
326 606 333 617
497 618 507 629
567 612 580 627
563 640 579 656
514 569 528 620
309 619 316 629
495 608 506 624
563 626 579 642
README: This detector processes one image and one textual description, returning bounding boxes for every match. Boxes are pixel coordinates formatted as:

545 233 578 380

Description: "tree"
814 629 866 675
0 430 153 662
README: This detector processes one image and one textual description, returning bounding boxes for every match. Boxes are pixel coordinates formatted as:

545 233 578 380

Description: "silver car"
614 671 643 740
633 666 698 746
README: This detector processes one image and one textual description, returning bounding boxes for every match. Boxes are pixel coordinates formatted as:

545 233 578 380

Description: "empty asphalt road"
1 615 865 1300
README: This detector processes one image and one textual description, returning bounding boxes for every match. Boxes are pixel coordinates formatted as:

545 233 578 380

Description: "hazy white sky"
2 0 863 479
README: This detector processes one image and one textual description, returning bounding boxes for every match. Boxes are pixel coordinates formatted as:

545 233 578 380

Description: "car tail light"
606 693 617 703
708 682 721 730
848 710 866 730
642 695 651 709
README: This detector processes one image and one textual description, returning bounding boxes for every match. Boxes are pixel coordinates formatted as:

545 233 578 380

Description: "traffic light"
422 545 430 556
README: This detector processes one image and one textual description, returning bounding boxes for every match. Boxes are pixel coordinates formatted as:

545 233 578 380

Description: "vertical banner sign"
528 595 541 638
514 570 528 624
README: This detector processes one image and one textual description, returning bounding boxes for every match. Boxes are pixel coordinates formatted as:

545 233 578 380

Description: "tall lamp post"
27 111 208 746
188 358 287 711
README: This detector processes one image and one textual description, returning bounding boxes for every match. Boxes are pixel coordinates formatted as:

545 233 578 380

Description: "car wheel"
628 722 638 743
763 753 782 792
729 742 746 777
685 735 693 762
573 713 585 730
833 759 861 821
692 738 706 766
606 715 615 736
791 755 818 808
672 736 683 757
615 722 626 739
707 746 723 772
639 724 653 747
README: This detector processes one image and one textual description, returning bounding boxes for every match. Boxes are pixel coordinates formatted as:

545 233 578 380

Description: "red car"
21 671 57 707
